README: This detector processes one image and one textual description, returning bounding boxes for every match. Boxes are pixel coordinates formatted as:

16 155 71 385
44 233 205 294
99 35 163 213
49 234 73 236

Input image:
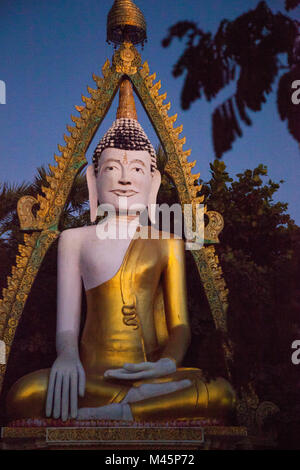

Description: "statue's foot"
122 379 192 404
77 380 192 421
77 403 133 421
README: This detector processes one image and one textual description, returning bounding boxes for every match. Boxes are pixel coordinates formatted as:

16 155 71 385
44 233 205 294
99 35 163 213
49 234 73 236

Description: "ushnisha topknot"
92 117 157 175
92 79 157 175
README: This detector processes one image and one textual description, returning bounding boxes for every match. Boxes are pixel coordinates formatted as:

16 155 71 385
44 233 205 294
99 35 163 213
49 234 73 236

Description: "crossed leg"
77 379 192 420
6 368 235 422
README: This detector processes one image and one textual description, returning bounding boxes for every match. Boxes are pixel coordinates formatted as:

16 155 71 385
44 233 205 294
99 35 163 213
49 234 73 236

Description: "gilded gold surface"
107 0 147 46
113 42 141 74
17 196 43 231
205 211 224 243
45 426 204 444
1 425 248 450
116 78 138 120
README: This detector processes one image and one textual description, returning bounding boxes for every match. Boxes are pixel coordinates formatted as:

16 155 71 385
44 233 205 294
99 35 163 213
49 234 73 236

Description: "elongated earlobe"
148 169 161 224
86 165 98 222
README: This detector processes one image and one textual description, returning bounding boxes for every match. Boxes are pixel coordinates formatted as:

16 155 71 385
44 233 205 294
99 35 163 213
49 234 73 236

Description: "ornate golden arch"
0 42 231 394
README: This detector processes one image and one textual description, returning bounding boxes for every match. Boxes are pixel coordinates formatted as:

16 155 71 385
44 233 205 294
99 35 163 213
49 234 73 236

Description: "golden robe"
6 231 235 421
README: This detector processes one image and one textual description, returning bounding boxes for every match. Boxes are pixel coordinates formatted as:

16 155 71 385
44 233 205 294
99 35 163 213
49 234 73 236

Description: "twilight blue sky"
0 0 299 223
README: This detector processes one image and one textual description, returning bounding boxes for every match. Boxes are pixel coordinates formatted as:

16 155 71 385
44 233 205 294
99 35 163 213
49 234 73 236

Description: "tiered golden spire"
116 79 138 120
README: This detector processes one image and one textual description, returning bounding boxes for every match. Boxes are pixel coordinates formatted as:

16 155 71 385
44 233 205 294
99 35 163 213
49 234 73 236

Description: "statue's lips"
110 190 138 197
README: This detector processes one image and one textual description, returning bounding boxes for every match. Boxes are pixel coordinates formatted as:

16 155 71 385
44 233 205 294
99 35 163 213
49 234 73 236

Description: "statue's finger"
78 364 86 397
104 368 126 377
61 373 70 422
45 369 56 417
123 370 154 379
53 372 63 419
70 371 78 419
108 369 154 380
123 362 154 372
105 370 132 379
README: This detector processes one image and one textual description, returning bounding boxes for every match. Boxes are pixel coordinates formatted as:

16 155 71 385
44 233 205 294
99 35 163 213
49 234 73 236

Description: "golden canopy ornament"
107 0 147 46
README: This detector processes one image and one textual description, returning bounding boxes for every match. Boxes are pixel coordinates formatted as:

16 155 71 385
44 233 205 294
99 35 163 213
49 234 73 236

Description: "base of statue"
0 419 248 450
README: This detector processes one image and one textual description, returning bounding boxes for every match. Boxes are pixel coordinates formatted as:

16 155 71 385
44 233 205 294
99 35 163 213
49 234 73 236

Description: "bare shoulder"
59 225 96 248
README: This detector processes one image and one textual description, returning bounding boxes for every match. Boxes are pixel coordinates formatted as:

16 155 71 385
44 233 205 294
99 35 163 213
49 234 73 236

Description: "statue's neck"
98 214 140 241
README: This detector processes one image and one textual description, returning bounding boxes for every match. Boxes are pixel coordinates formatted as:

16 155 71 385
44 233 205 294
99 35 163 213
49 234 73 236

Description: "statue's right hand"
45 351 86 421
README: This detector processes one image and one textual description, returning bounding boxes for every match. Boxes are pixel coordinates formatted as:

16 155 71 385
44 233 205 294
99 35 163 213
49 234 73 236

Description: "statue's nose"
118 177 132 185
119 167 132 185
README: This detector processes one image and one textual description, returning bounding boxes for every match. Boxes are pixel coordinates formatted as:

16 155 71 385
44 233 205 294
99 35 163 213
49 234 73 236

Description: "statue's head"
86 80 161 223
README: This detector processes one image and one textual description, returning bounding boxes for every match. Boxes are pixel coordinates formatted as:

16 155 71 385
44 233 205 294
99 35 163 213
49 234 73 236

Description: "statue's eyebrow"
130 159 146 167
102 158 121 165
102 158 146 167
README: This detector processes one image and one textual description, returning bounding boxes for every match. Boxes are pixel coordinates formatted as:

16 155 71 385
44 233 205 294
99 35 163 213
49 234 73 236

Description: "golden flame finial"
116 79 138 120
107 0 147 46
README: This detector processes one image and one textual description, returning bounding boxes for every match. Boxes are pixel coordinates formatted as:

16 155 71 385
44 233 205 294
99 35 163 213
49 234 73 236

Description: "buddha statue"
6 80 236 424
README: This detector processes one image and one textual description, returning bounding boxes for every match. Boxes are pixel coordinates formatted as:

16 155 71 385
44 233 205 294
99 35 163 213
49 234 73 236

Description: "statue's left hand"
104 358 176 380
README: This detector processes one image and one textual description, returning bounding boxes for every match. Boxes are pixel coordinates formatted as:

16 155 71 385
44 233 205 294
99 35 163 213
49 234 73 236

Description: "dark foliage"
199 159 300 447
277 60 300 144
285 0 300 11
162 1 300 158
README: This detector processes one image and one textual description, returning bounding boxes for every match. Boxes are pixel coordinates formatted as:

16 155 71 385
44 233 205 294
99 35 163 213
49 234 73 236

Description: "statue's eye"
106 166 115 171
134 167 143 173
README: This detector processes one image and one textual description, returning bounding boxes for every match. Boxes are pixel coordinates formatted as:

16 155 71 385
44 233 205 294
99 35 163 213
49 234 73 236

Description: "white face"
96 148 153 214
